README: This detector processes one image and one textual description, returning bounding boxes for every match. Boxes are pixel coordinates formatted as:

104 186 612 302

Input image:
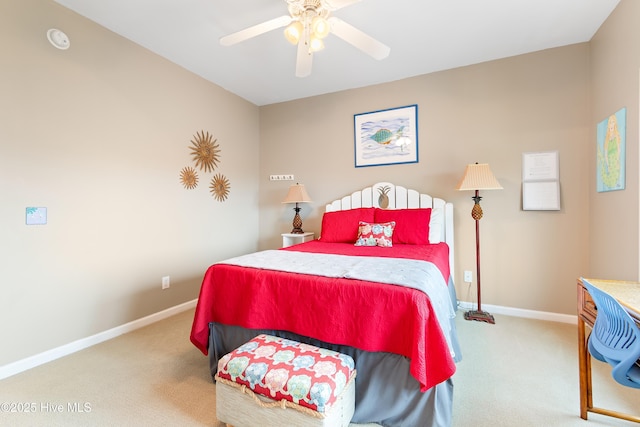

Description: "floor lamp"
456 163 503 324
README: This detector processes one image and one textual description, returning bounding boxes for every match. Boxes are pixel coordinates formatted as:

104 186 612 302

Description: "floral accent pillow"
354 221 396 247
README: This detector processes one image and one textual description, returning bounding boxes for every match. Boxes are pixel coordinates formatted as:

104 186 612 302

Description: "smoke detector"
47 29 70 50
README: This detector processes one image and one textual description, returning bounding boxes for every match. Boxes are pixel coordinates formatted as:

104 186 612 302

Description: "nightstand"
281 232 314 248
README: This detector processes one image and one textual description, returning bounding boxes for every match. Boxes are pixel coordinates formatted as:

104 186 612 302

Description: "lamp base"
464 310 495 324
291 209 304 234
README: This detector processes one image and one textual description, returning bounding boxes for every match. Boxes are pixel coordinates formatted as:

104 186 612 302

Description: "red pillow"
374 208 431 244
319 207 376 243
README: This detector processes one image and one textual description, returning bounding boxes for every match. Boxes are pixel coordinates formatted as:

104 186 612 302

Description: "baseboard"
2 299 575 381
457 300 577 325
0 299 198 381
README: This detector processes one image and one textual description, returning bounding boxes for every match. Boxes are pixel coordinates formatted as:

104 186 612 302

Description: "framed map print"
596 107 626 192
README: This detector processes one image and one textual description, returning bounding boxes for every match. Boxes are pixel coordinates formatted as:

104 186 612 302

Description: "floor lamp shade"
282 183 312 234
456 163 503 192
456 163 502 324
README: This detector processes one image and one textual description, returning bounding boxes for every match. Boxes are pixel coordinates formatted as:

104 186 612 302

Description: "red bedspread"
190 241 456 391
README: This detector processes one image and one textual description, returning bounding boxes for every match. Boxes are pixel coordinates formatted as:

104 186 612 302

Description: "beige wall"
0 0 260 366
4 0 637 369
589 0 640 280
259 44 592 316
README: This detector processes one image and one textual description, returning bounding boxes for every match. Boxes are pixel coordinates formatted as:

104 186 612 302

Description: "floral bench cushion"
216 334 356 413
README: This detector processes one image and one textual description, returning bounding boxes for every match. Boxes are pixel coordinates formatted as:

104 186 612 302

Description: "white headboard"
325 182 455 283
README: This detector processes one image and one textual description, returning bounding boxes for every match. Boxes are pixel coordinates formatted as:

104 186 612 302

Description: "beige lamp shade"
282 183 312 204
456 163 503 191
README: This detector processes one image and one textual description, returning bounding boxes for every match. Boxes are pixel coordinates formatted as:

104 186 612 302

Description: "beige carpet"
1 309 639 426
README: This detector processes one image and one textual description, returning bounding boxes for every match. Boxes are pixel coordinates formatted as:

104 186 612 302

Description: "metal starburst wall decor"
189 130 220 173
179 166 199 189
210 173 230 202
180 130 231 202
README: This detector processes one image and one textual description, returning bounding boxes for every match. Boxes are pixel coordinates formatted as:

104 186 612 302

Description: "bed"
190 182 461 427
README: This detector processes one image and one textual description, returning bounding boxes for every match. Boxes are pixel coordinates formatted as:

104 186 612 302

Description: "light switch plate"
269 174 295 181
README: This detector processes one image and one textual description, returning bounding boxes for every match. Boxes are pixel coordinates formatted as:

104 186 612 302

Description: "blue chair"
582 278 640 388
581 278 640 423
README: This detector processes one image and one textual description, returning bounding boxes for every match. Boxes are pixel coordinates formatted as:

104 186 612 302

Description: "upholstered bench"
215 334 356 427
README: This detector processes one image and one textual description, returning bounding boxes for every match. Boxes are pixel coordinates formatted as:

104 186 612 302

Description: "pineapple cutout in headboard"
378 185 391 209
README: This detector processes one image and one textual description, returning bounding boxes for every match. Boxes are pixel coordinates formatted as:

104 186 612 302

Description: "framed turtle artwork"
354 104 418 168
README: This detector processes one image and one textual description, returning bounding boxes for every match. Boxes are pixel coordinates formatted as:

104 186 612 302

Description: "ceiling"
53 0 619 106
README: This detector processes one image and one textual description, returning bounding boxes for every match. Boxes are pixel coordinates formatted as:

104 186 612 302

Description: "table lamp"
282 183 312 234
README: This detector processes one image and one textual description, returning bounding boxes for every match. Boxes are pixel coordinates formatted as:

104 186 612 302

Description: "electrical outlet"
463 270 472 283
162 276 170 290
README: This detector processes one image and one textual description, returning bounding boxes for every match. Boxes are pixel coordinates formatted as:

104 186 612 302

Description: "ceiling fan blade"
328 17 390 60
220 15 292 46
295 39 313 78
323 0 362 11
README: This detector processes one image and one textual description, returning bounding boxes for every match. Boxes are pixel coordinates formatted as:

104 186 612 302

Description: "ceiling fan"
219 0 390 78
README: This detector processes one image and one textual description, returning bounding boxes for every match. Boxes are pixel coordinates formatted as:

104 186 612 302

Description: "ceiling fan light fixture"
284 20 304 45
309 35 325 52
311 16 330 39
221 0 390 77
